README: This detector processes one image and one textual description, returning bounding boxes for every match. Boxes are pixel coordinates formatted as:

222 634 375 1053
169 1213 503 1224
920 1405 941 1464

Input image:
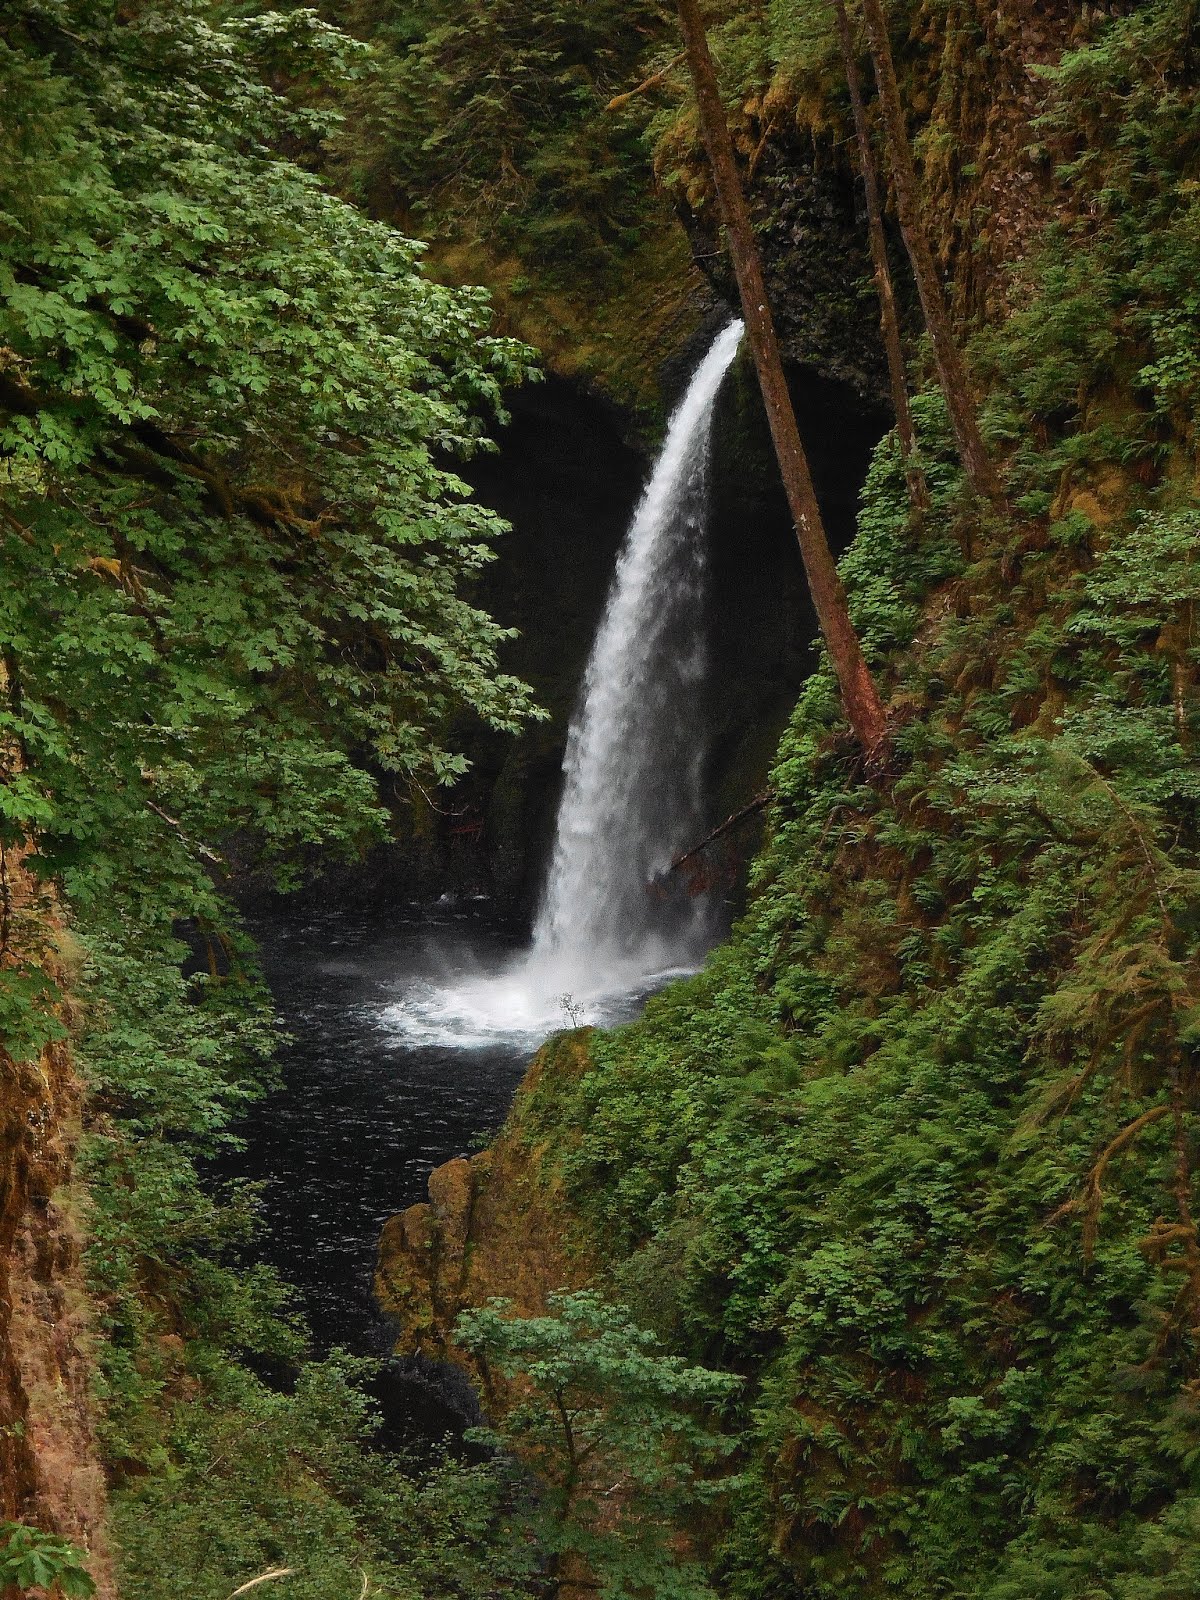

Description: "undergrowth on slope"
522 429 1200 1596
511 7 1200 1593
112 1356 537 1600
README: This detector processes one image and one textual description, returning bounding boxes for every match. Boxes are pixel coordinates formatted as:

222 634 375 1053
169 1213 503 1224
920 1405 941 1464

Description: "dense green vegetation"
110 1356 540 1600
317 0 693 417
0 0 544 1591
333 0 833 279
337 0 667 274
0 1522 95 1597
4 0 1200 1595
459 1290 739 1600
506 2 1200 1594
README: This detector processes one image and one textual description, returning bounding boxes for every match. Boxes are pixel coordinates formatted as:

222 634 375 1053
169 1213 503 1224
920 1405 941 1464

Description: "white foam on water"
381 942 701 1049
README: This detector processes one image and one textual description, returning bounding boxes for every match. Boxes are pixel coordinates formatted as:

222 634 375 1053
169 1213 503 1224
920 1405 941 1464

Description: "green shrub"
0 1523 96 1599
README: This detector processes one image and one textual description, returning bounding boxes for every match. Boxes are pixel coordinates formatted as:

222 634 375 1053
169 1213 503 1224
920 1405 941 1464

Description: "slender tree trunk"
833 0 930 515
676 0 889 761
856 0 1006 510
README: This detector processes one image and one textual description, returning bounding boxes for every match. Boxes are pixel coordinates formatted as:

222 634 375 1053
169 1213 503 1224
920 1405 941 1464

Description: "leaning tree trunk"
833 0 930 515
676 0 889 761
856 0 1006 510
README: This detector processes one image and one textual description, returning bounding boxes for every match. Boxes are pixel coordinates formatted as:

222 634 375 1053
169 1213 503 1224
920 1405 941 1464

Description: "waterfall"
385 319 743 1044
529 318 745 990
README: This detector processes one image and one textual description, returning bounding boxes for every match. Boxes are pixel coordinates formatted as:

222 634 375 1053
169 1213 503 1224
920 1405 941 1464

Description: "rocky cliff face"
0 870 111 1593
295 346 884 923
667 0 1080 392
372 0 1081 917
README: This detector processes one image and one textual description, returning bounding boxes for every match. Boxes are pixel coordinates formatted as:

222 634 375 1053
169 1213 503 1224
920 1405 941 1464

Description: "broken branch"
669 793 770 872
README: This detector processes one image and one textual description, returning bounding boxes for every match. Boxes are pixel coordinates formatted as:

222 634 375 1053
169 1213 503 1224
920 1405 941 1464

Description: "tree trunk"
676 0 889 762
856 0 1006 510
833 0 930 515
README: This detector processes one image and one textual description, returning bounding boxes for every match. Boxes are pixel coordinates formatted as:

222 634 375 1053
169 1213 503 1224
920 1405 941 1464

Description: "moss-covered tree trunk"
833 0 930 515
857 0 1005 509
676 0 889 761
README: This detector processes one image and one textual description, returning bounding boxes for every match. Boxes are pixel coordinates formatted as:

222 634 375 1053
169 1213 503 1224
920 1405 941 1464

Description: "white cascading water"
529 316 745 984
385 319 744 1045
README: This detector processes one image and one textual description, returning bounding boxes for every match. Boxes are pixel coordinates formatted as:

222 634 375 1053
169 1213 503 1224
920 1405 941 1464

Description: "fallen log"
604 51 685 113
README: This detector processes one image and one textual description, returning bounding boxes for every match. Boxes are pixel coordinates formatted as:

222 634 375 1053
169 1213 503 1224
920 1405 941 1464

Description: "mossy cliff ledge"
375 1032 594 1379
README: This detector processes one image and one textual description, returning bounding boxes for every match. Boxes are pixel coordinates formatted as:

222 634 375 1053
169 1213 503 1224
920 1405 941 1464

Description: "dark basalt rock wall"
681 128 899 402
704 340 887 842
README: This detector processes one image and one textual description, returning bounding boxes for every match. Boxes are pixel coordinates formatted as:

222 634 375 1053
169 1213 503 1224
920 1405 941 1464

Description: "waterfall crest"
385 320 743 1043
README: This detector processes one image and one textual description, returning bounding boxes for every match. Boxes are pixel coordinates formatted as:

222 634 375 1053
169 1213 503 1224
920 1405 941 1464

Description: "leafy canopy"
0 1523 96 1599
0 0 542 977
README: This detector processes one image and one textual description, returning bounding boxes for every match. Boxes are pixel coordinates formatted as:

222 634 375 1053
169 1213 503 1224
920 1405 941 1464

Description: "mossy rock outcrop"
376 1031 597 1378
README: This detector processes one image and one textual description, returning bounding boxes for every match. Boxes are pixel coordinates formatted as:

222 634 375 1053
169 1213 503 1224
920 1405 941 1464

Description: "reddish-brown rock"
375 1031 596 1385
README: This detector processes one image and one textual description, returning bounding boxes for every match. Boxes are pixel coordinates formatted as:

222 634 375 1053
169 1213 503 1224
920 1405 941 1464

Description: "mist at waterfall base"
384 319 746 1049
